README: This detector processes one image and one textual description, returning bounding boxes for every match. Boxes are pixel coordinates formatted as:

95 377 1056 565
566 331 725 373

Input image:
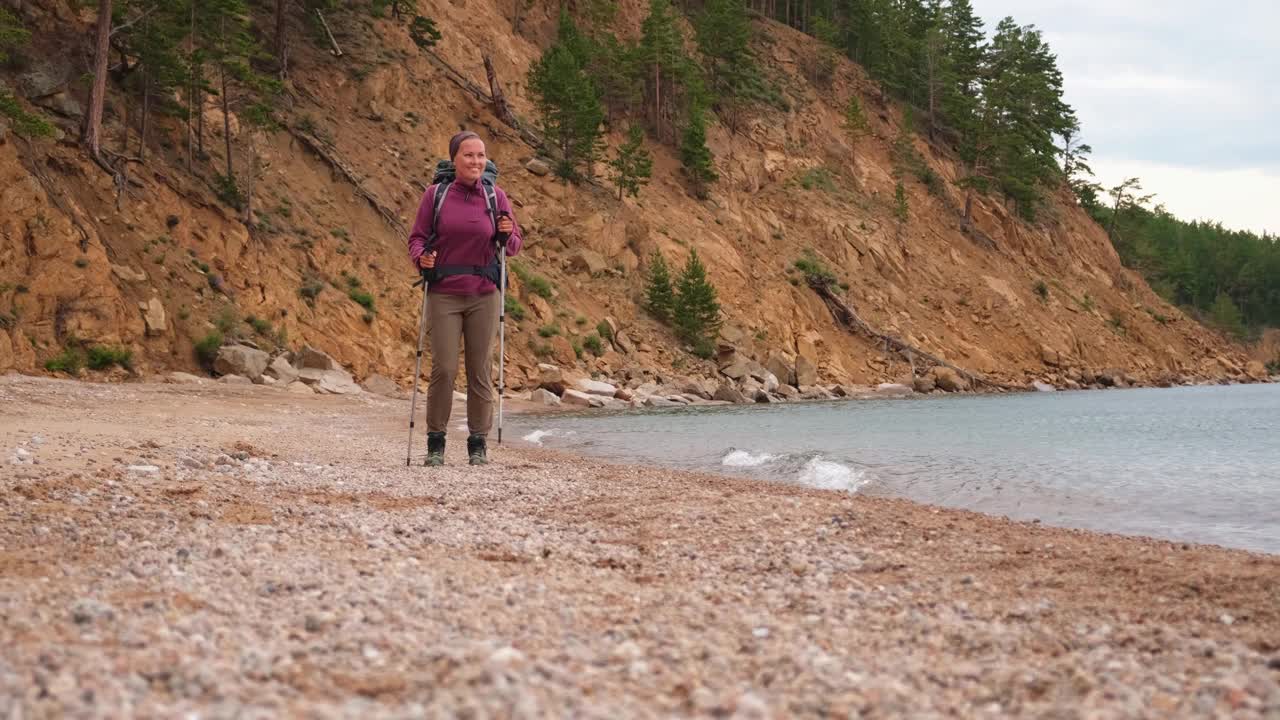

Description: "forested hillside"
0 0 1273 389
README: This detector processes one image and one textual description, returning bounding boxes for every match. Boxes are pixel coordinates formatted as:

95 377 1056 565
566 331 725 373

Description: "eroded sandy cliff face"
0 0 1258 392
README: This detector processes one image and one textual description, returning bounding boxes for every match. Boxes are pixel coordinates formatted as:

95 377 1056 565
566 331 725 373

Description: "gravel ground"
2 373 1278 719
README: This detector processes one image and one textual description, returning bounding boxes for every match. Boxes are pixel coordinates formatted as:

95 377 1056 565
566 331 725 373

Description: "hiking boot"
425 432 446 467
467 434 488 466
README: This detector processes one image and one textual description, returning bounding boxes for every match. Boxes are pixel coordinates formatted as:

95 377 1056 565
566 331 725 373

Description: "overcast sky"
969 0 1279 235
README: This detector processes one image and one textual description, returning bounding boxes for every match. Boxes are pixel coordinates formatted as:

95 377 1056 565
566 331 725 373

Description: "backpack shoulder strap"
430 181 452 242
482 181 498 234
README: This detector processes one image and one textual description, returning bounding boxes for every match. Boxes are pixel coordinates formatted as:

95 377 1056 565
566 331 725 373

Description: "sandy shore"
2 373 1278 718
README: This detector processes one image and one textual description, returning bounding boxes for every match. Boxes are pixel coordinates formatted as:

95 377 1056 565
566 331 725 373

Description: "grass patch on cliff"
194 331 223 369
41 341 131 374
510 259 553 299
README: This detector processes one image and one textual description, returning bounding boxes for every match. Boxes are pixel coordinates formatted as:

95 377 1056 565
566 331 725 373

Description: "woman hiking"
408 131 522 466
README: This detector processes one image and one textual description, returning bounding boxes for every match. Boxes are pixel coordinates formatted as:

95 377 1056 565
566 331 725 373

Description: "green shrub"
86 345 132 371
246 315 273 336
1034 280 1049 302
793 251 837 286
44 347 85 375
595 320 613 341
348 289 376 312
74 257 89 269
572 340 584 360
299 276 325 304
510 260 553 299
537 323 560 338
194 331 223 368
215 307 238 334
798 167 837 193
504 295 526 322
583 333 605 357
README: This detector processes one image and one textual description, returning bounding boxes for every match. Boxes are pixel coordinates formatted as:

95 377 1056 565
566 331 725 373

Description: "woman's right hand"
417 251 437 269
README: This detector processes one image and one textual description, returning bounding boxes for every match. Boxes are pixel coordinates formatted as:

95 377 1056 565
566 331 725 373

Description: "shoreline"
3 374 1278 716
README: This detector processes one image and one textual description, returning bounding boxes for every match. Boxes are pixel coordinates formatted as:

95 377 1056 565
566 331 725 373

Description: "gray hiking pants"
426 291 500 436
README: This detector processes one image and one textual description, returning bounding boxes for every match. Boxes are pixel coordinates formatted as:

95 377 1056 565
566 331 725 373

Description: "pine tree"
695 0 754 99
637 0 686 142
0 8 30 62
644 252 675 324
843 95 870 149
609 125 653 200
679 100 717 199
529 12 605 180
1209 291 1245 338
673 249 721 358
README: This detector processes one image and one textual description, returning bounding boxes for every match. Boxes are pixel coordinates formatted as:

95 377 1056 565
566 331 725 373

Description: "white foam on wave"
798 457 869 492
521 429 575 446
721 450 777 467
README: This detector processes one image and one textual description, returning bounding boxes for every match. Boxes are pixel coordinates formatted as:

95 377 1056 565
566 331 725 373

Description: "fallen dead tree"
807 276 1018 391
288 127 405 237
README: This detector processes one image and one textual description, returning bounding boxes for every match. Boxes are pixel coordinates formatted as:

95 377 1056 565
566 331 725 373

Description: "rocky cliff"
0 0 1266 396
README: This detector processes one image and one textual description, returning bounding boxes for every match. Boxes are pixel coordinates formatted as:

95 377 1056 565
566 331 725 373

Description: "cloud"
968 0 1280 230
1091 157 1280 236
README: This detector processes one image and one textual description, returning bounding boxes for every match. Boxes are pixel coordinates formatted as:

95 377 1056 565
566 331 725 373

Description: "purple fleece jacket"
407 179 523 296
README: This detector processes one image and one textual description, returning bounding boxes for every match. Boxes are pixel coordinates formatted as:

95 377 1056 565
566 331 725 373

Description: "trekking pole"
496 242 507 445
406 269 430 466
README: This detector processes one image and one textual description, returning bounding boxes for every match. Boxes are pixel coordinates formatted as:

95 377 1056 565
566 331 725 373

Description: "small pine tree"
673 249 721 356
844 95 870 149
894 181 909 222
644 252 675 323
680 103 717 199
609 125 653 200
1209 292 1245 338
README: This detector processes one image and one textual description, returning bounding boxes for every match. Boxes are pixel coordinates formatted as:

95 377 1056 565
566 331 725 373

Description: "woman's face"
454 138 487 184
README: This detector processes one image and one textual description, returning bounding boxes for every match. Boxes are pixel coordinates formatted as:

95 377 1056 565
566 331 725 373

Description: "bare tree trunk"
81 0 113 162
187 0 195 170
139 68 150 164
275 0 288 77
221 62 233 179
653 64 661 141
243 132 256 224
483 54 518 131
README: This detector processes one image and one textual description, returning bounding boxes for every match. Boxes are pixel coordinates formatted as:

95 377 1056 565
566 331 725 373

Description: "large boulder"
794 355 818 387
713 383 749 404
537 363 566 395
298 367 362 395
874 383 914 397
561 389 593 407
576 378 618 397
296 345 339 371
1039 344 1064 368
532 388 561 406
213 345 269 380
912 375 936 393
265 355 299 385
931 366 968 392
720 358 752 381
361 374 402 397
765 352 796 387
140 298 166 336
614 330 635 354
567 249 608 275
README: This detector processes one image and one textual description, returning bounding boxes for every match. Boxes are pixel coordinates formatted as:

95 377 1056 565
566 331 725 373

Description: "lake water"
509 384 1280 555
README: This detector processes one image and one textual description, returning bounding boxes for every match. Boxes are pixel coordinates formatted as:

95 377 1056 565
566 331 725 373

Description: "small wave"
721 449 778 467
522 429 575 446
798 457 868 492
